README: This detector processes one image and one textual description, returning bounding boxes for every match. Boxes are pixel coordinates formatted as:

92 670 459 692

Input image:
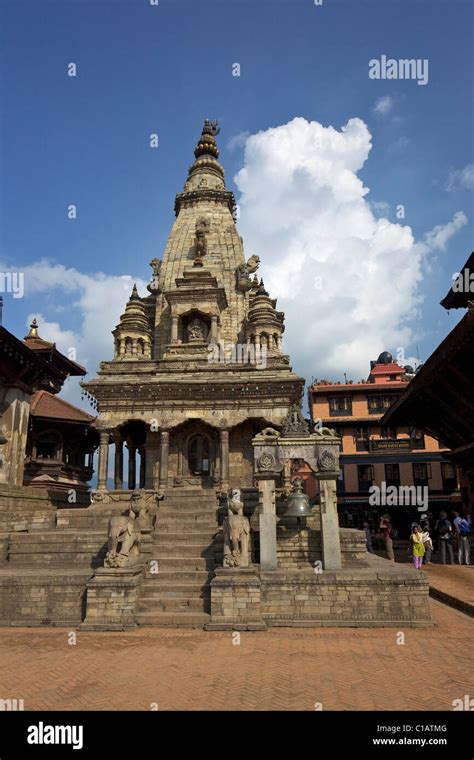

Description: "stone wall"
0 484 56 533
0 569 91 626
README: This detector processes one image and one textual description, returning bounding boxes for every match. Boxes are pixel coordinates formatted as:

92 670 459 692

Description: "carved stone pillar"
139 446 146 489
171 315 179 343
319 478 342 570
159 429 170 487
128 444 137 490
220 428 229 492
97 430 110 491
114 435 124 490
258 478 278 570
210 315 218 342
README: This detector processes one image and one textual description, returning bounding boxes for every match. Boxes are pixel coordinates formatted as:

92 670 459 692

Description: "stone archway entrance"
171 421 219 488
188 433 211 477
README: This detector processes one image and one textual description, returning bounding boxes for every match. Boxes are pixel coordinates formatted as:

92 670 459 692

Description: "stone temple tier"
0 121 432 631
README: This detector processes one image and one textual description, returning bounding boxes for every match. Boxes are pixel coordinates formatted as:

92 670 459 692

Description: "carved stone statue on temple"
223 487 250 568
187 318 208 343
104 508 141 568
194 217 210 266
147 258 162 294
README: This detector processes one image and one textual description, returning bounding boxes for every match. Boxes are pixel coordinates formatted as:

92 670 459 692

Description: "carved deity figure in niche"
223 488 250 568
187 318 208 343
194 217 210 266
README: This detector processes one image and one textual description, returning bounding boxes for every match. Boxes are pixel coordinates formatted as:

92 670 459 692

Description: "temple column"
159 429 170 487
258 478 278 570
113 434 124 490
139 445 146 488
319 478 342 570
171 315 179 343
97 430 110 491
128 444 137 490
210 315 218 342
219 428 229 492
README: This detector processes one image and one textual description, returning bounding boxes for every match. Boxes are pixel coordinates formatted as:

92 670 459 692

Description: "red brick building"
308 352 457 537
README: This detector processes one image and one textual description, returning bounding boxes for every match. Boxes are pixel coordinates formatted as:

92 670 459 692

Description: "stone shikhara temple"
0 121 432 629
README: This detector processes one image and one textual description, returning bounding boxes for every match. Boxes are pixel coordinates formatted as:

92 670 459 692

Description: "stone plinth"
259 556 432 627
80 566 144 631
205 567 266 630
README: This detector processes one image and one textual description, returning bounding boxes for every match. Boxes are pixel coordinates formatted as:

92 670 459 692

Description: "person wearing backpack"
453 511 471 565
435 511 454 565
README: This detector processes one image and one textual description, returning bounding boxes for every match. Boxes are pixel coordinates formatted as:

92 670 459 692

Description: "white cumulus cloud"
373 95 394 116
446 163 474 192
233 117 467 382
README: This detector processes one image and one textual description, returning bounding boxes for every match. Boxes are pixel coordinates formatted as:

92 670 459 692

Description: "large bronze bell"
284 478 313 517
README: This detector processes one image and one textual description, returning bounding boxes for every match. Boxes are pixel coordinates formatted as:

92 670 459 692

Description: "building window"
380 426 397 440
358 464 374 492
329 397 352 416
367 395 397 414
413 463 431 484
410 428 425 450
441 461 457 489
354 426 369 451
385 463 400 486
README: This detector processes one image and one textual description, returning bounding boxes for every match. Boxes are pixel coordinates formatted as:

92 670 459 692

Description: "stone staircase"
136 489 222 628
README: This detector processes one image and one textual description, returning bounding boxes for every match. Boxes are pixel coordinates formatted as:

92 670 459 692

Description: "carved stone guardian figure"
104 507 141 568
194 217 210 266
223 487 250 567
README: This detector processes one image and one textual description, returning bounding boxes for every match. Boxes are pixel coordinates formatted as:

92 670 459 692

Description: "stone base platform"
206 555 433 630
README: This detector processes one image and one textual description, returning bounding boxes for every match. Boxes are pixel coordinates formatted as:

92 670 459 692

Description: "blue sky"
1 0 473 401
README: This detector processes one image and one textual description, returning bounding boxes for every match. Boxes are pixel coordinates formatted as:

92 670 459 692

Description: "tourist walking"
435 511 454 565
453 513 471 565
410 525 425 569
421 522 433 564
379 513 394 561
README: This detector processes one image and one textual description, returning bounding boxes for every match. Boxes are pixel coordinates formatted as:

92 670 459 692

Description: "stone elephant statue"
104 513 141 568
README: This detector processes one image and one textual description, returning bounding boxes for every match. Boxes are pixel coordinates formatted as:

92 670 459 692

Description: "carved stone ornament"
281 402 310 438
318 449 337 471
257 452 276 471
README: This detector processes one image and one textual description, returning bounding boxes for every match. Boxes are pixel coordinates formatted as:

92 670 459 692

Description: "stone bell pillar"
97 430 110 491
319 477 342 570
257 477 278 570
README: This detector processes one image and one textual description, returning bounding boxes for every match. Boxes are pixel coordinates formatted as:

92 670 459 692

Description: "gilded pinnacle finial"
194 119 220 160
28 318 39 337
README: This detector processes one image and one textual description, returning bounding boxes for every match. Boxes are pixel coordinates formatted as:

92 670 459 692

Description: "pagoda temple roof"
23 319 87 377
30 390 96 424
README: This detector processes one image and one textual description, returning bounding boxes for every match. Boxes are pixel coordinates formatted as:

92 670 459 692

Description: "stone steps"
8 531 106 567
143 581 210 595
150 542 216 558
135 610 210 628
153 556 215 571
137 595 208 612
143 570 211 582
153 531 219 543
